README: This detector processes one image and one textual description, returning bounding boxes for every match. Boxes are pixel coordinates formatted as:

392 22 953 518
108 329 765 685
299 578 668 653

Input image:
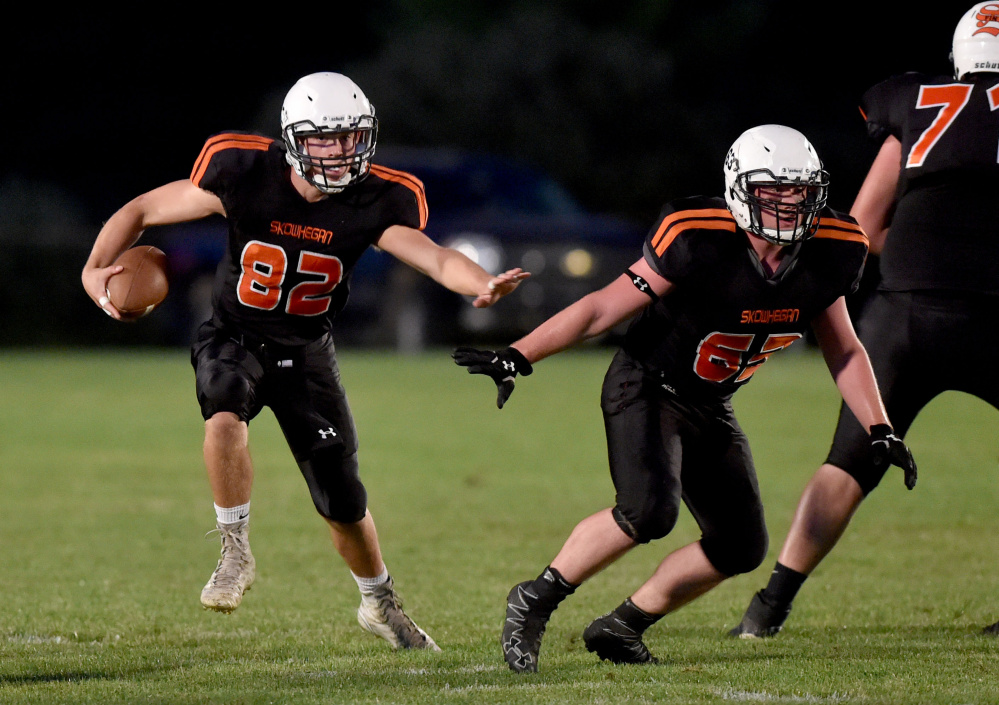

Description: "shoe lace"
204 524 251 588
370 585 428 646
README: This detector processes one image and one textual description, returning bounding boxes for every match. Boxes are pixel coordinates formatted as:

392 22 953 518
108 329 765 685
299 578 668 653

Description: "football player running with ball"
730 3 999 639
81 72 527 651
454 125 916 672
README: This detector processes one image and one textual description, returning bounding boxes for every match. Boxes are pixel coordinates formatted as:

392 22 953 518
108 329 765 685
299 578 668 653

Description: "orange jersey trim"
190 133 274 187
651 208 736 256
811 216 869 246
370 164 429 229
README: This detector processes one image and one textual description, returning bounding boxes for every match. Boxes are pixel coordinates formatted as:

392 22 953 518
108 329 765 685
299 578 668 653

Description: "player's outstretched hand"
870 424 917 490
452 346 533 409
472 268 531 308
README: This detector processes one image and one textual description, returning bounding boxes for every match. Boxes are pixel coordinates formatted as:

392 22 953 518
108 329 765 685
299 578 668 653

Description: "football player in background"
454 124 916 672
81 71 527 651
730 2 999 639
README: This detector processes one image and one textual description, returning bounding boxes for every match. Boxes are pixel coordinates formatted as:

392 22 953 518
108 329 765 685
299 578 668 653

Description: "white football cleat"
201 520 255 613
356 577 441 651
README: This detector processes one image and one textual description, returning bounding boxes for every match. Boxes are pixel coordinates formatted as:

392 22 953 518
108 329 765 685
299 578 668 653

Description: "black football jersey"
622 196 867 402
190 132 427 346
860 72 999 294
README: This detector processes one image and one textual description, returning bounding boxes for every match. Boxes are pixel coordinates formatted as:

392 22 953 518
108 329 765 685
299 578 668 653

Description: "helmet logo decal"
724 149 739 172
973 4 999 36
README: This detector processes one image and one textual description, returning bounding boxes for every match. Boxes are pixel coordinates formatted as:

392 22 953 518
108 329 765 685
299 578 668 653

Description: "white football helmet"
280 72 378 194
723 124 830 246
951 3 999 79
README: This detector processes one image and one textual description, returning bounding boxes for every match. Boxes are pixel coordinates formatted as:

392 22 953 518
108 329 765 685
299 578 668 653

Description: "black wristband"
503 347 533 376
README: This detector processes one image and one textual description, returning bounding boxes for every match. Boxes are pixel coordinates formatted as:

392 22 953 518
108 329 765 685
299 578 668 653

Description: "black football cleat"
983 620 999 635
729 591 791 638
582 612 659 665
501 582 551 673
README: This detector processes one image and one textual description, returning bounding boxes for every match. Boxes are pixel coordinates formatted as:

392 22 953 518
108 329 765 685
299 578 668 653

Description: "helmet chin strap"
761 228 786 244
310 170 353 194
752 209 801 245
761 224 802 245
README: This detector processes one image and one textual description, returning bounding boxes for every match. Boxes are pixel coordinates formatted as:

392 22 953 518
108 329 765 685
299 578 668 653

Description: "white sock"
352 566 389 594
215 502 250 525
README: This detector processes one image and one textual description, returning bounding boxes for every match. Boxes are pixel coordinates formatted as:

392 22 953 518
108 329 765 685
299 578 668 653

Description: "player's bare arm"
375 223 529 307
811 296 889 431
82 180 224 318
454 258 672 409
512 257 673 365
848 135 901 255
813 296 916 488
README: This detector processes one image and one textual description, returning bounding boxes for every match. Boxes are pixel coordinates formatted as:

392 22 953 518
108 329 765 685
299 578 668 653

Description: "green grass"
0 346 997 704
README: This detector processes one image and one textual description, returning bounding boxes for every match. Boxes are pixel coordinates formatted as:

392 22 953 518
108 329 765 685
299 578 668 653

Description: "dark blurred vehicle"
149 147 648 350
343 146 648 350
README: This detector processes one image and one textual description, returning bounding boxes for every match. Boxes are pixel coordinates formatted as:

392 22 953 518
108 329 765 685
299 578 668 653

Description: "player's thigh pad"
601 356 684 544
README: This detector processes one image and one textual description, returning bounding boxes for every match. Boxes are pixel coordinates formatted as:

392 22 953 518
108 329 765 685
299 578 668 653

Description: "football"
105 246 170 321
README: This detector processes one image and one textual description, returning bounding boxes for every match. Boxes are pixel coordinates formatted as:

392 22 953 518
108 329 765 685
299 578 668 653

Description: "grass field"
0 346 997 704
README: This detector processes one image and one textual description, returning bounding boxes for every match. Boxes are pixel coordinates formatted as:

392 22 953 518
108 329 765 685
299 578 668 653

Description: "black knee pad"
825 402 894 497
612 503 679 545
199 367 253 420
299 448 367 523
700 526 769 577
828 449 887 497
193 331 264 422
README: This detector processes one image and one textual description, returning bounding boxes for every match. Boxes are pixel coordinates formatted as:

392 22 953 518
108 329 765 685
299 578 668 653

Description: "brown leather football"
105 246 170 321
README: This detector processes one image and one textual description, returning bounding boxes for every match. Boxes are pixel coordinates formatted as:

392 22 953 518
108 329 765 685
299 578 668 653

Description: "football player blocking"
81 72 528 651
730 2 999 640
455 125 917 672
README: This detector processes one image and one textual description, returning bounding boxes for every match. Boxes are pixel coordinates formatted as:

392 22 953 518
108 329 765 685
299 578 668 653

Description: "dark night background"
0 2 960 347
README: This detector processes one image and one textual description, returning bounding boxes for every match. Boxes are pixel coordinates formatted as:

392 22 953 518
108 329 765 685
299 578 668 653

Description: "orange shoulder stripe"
812 216 869 246
651 208 736 256
370 164 429 229
190 133 273 186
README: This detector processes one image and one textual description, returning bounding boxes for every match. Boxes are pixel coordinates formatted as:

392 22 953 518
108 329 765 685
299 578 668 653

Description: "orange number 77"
906 83 999 168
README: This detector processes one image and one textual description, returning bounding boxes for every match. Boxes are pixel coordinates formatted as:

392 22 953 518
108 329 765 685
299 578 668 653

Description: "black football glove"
870 424 917 490
452 346 533 409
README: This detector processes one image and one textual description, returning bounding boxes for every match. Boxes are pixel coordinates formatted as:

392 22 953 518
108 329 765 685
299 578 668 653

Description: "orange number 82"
237 241 344 316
